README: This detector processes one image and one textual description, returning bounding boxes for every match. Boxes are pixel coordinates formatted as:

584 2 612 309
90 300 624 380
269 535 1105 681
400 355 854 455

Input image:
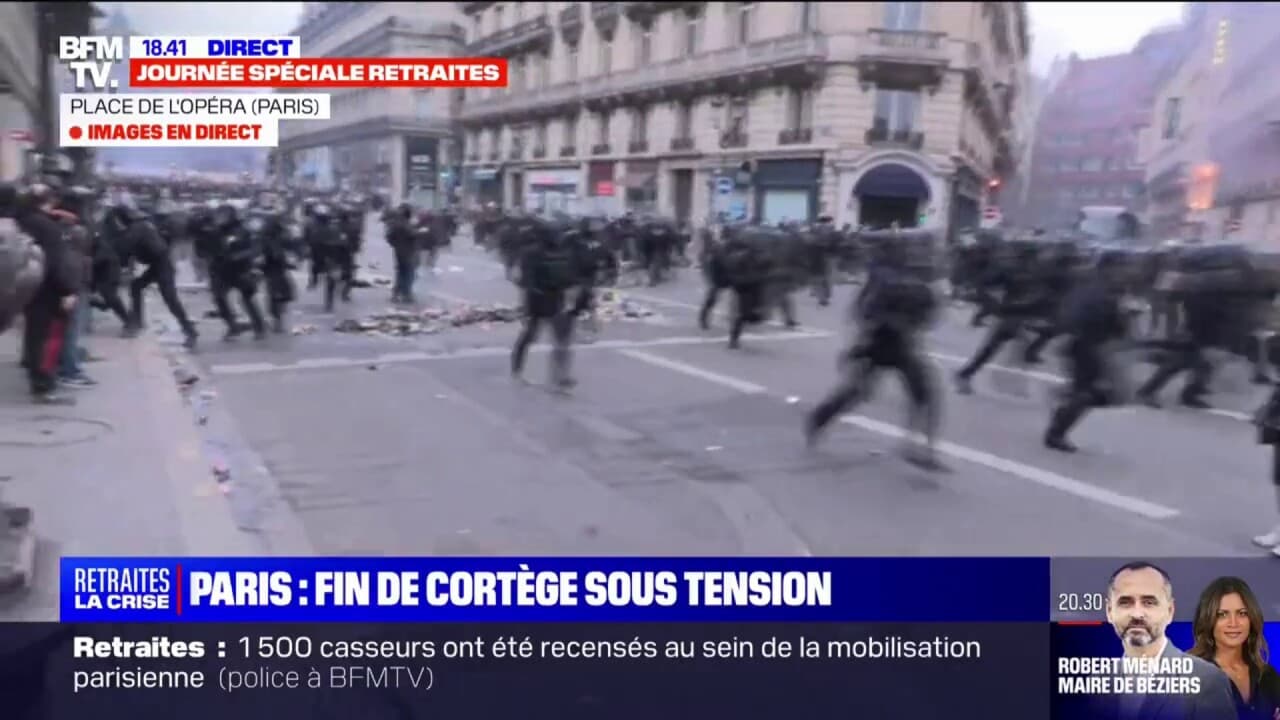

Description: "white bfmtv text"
59 36 124 91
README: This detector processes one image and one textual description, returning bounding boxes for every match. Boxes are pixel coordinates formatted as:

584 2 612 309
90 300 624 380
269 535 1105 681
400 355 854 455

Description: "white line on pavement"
208 328 832 376
615 348 1183 522
618 349 768 394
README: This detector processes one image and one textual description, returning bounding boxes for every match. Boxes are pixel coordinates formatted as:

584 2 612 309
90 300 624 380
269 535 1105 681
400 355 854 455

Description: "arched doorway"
854 162 930 229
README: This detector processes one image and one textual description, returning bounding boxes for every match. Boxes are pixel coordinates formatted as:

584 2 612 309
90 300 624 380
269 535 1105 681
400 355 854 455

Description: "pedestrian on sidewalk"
57 223 96 387
15 184 79 405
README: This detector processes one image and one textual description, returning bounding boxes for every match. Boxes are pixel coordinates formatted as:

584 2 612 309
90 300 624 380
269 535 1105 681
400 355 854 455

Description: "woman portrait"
1191 577 1280 719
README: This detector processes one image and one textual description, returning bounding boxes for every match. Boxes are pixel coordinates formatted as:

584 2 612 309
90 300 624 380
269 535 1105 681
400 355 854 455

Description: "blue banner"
60 556 1049 623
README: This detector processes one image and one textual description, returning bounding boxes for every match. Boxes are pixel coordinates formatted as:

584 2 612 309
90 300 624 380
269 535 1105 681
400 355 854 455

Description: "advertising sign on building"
405 137 438 191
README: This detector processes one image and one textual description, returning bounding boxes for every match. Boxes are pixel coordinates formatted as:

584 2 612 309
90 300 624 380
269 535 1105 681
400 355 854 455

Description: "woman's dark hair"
1189 576 1269 671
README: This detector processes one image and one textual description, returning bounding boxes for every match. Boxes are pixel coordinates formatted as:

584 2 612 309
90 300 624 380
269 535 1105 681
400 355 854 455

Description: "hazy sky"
110 1 1189 75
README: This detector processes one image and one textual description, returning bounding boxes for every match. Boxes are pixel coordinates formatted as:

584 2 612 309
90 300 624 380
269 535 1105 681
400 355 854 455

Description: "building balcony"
963 41 1008 134
719 129 748 149
669 137 695 152
855 29 950 91
628 140 649 153
591 143 611 155
559 3 583 41
591 2 621 35
865 127 924 150
532 146 548 159
778 128 813 145
560 145 577 157
466 14 553 58
457 32 827 124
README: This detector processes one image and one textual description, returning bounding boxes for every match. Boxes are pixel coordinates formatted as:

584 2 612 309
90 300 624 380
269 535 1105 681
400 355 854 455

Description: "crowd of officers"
0 166 462 405
471 206 1280 486
5 175 1280 543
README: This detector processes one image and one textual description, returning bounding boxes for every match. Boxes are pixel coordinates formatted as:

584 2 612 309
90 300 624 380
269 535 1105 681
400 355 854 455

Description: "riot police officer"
207 203 266 340
806 230 943 470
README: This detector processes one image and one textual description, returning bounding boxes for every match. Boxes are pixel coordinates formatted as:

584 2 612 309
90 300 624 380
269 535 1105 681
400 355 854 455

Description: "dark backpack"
537 244 577 291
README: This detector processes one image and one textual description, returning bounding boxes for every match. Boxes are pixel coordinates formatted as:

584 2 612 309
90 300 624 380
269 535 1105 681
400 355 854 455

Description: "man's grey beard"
1123 627 1156 647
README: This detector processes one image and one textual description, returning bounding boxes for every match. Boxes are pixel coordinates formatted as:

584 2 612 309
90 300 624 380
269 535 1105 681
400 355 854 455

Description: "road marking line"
208 329 830 376
1208 408 1253 422
618 348 1182 521
211 362 278 375
295 357 358 369
618 349 768 394
837 416 1180 520
376 351 432 363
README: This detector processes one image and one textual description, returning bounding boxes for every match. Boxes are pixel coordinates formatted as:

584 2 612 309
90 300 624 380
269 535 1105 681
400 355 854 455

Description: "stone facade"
457 1 1029 237
0 2 39 181
1140 2 1280 247
278 2 467 207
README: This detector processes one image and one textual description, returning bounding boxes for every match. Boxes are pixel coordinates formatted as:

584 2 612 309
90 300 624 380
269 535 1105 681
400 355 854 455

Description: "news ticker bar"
0 622 1046 718
4 622 1261 719
59 557 1280 624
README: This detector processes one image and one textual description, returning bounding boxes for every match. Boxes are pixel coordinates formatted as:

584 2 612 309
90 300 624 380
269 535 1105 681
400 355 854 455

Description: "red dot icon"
69 126 82 140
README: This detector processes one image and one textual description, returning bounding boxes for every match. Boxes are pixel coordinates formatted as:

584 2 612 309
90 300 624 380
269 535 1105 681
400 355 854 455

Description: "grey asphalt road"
158 215 1280 559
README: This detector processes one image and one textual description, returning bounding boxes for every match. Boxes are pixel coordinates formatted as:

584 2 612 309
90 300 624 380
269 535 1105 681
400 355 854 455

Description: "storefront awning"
855 163 930 200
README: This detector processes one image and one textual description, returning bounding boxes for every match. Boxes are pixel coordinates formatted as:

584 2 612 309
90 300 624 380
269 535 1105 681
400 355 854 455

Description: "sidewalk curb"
133 335 259 556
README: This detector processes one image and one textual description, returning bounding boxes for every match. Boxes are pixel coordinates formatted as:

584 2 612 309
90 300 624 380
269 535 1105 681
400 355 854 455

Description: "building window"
493 4 503 32
631 107 648 143
536 53 549 88
1162 97 1182 139
488 128 499 152
635 21 652 65
682 11 702 55
1081 157 1102 172
513 2 523 22
884 1 923 31
566 44 578 82
786 86 813 129
798 2 818 32
564 114 577 146
413 90 432 119
472 15 483 41
512 57 525 89
599 37 613 74
676 100 693 138
873 88 919 133
535 121 547 149
597 111 611 144
733 3 755 45
726 96 749 135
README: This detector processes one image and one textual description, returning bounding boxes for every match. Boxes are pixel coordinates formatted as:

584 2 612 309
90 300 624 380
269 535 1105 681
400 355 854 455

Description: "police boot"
1043 400 1086 453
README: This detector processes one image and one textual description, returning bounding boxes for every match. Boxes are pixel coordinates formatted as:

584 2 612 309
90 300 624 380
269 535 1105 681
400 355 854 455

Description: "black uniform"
112 204 198 348
385 204 418 303
252 208 297 332
511 221 578 388
307 203 349 312
954 241 1044 394
207 205 265 339
806 237 943 469
1044 253 1131 452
